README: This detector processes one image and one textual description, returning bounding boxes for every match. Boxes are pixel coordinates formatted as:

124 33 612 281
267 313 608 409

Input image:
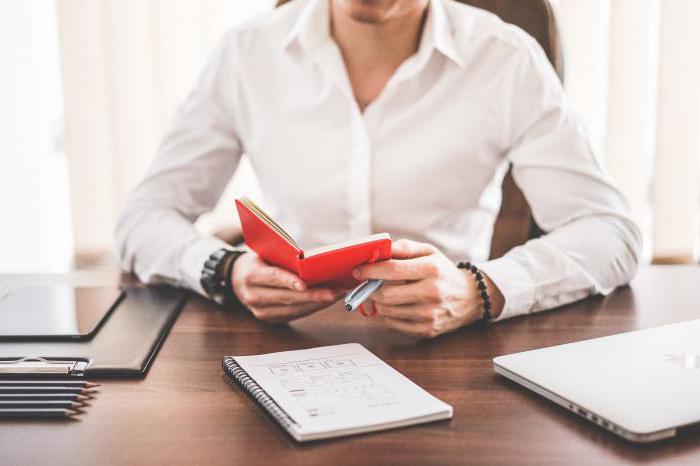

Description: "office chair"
219 0 564 258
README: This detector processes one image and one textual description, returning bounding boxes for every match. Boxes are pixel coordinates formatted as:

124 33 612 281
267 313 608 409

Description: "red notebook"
235 197 392 286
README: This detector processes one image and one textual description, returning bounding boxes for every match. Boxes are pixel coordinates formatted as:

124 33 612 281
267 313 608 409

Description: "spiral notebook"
222 343 452 442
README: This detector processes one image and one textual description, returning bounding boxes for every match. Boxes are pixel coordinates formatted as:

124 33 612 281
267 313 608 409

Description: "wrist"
457 261 504 321
229 251 251 301
480 272 505 320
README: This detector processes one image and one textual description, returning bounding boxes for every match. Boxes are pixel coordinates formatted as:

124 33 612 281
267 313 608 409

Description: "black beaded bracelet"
457 261 492 321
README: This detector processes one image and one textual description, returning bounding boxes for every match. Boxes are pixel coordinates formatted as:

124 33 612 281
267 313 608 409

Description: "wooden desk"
3 266 700 465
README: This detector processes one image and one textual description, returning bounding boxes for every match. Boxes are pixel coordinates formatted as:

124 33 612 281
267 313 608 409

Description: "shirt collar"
428 0 465 68
282 0 466 68
282 0 329 55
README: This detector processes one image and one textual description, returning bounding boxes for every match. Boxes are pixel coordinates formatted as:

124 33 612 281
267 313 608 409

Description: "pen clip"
345 280 369 304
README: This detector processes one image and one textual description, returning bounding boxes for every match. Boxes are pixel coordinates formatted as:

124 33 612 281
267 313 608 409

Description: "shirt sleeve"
114 32 244 296
478 32 642 321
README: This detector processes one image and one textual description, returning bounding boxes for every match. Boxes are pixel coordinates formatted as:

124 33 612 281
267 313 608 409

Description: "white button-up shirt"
116 0 641 321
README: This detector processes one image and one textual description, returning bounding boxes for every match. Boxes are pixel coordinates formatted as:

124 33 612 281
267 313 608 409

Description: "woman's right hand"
231 253 342 324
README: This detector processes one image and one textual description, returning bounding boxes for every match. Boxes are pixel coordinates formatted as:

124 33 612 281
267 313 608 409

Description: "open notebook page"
231 343 452 441
304 233 391 258
239 196 300 250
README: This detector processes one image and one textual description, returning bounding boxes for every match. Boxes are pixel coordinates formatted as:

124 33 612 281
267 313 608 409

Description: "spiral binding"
222 357 298 433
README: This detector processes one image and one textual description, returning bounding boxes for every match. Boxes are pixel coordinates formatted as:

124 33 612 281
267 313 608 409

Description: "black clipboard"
0 286 187 378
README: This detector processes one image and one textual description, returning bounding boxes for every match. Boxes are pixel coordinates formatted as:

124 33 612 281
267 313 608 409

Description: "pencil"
0 381 100 388
0 401 84 410
0 394 90 402
0 387 97 395
0 408 81 418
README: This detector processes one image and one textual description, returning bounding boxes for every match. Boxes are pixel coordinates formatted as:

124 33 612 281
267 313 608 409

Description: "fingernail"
293 282 304 291
352 269 360 279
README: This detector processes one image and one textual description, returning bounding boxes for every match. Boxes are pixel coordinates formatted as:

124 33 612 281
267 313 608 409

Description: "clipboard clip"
0 356 89 376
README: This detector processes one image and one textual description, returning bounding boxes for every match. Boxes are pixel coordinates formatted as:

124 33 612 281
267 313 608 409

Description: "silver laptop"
493 319 700 442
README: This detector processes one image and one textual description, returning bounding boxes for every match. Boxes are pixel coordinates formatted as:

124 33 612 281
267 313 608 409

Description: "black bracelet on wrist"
457 261 492 321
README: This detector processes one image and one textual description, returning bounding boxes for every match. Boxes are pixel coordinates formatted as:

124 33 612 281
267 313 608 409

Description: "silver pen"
344 279 384 312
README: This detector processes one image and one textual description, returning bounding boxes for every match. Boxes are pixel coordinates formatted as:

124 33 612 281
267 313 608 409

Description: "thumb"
391 239 436 259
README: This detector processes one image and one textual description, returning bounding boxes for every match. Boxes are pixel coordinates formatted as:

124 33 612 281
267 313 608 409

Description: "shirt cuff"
180 236 239 297
478 255 537 322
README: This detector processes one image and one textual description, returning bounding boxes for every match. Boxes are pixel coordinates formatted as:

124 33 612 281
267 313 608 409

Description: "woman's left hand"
352 239 504 338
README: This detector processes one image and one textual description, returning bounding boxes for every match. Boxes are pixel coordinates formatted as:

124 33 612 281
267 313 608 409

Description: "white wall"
0 0 73 272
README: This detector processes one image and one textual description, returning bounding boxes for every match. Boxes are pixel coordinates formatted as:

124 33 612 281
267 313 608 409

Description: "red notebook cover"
235 198 391 286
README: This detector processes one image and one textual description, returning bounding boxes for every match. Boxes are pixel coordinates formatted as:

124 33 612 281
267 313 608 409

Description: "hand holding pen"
344 279 384 316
